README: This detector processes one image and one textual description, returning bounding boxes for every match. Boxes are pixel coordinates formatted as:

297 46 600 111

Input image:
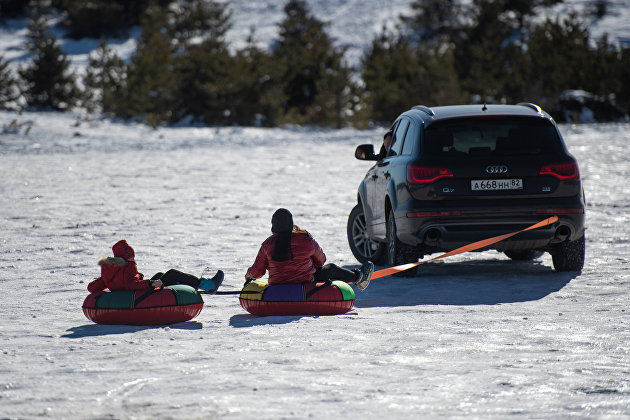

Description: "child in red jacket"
245 209 373 290
88 240 223 293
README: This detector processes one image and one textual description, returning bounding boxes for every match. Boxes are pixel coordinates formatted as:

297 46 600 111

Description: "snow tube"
239 279 355 316
82 285 204 325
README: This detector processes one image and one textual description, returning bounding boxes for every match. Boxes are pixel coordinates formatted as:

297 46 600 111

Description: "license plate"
471 179 523 191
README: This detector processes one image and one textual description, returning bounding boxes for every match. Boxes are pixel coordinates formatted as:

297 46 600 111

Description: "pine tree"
229 29 284 126
19 9 79 110
123 30 176 125
401 0 463 49
319 52 357 128
416 46 466 106
447 0 568 104
59 0 172 39
273 0 353 126
617 47 630 113
82 39 126 114
526 13 593 104
0 0 28 18
111 3 204 125
452 1 512 102
59 0 126 38
586 34 622 97
170 0 231 49
499 0 564 29
171 0 234 124
173 38 232 124
363 29 427 123
0 57 20 109
314 47 356 128
362 25 464 124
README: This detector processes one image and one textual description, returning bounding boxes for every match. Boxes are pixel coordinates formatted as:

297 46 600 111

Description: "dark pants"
313 263 357 283
151 269 200 288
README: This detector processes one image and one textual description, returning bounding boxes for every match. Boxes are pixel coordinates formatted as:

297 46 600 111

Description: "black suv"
347 103 585 273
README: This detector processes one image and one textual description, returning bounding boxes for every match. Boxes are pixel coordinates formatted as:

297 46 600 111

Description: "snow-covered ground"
1 111 629 418
1 1 630 417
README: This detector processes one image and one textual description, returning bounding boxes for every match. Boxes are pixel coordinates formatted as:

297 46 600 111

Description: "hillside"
1 0 629 125
2 0 629 71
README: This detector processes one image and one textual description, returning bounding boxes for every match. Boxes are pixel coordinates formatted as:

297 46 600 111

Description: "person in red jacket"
245 209 373 290
87 240 223 293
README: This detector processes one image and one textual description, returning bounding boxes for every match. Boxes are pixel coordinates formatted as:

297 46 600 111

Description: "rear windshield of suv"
423 117 561 157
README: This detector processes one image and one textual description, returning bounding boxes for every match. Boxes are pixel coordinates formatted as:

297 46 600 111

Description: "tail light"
407 211 462 217
408 166 454 184
536 208 584 214
539 162 580 180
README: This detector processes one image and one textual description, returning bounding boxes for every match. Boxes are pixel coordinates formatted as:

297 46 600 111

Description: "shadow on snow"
228 313 324 328
62 321 203 338
353 257 578 308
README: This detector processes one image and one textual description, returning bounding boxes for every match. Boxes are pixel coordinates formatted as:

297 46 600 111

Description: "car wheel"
504 250 544 261
551 234 585 272
347 204 386 264
386 211 418 276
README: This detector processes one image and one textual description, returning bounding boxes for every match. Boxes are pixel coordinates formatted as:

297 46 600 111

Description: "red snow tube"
82 285 204 325
239 279 355 316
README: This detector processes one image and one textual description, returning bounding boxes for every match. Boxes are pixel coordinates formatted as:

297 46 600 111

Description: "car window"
388 119 409 157
423 117 561 157
402 122 416 155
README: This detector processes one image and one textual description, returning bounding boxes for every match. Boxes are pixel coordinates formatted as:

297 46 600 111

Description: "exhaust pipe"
424 228 441 245
554 225 571 242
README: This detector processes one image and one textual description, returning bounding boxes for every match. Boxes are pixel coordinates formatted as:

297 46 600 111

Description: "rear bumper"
396 208 585 252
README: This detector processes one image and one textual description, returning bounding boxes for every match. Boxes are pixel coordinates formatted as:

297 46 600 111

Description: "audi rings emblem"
486 165 508 174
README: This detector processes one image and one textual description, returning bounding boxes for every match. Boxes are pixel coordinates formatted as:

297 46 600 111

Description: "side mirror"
355 144 377 161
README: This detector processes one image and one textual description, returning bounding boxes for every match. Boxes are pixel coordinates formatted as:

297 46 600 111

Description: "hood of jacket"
98 256 127 266
112 240 135 261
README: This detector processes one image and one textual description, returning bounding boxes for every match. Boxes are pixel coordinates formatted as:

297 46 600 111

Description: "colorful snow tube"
82 285 204 325
239 279 355 316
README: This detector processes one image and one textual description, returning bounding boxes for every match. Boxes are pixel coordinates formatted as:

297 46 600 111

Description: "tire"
551 234 585 272
386 211 419 277
504 250 544 261
347 204 386 264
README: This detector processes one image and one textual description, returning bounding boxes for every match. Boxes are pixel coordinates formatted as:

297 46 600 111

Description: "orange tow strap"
370 215 559 279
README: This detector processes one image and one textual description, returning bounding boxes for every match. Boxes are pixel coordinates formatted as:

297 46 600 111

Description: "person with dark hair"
245 209 374 290
376 128 393 160
357 129 393 160
87 240 223 294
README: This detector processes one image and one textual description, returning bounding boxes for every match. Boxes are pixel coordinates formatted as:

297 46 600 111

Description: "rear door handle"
371 174 378 180
384 172 391 179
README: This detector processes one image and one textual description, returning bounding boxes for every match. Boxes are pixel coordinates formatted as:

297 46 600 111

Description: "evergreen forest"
1 0 628 127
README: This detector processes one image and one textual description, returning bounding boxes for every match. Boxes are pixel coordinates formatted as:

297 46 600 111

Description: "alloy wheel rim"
352 212 378 258
387 215 396 265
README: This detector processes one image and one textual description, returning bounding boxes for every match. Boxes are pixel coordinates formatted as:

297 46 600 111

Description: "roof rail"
412 105 435 117
517 102 543 114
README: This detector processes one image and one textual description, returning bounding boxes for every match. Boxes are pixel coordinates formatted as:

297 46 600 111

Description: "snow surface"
2 1 630 418
1 110 629 418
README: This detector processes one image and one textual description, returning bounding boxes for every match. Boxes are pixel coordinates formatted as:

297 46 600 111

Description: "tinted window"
402 122 416 155
389 119 409 157
423 117 561 157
